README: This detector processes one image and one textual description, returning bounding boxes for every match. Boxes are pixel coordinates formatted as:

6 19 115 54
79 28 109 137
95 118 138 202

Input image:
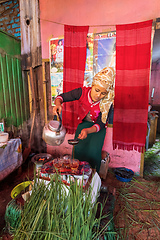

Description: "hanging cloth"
113 20 153 152
62 25 89 134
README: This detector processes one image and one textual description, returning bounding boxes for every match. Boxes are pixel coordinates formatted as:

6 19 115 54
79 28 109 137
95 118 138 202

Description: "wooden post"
42 61 48 124
140 147 145 177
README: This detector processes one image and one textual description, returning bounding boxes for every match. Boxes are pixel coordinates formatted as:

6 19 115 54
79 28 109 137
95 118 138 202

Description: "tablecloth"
0 138 23 181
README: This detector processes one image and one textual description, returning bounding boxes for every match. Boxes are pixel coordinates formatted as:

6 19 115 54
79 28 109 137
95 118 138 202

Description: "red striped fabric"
113 20 153 152
63 25 89 134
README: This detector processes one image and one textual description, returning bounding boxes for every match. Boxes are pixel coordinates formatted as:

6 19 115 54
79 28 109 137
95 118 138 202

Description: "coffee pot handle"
56 111 62 135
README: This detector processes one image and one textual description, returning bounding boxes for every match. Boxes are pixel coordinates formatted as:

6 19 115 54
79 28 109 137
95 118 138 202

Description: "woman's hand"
53 99 62 116
78 126 97 140
53 105 62 116
78 129 88 140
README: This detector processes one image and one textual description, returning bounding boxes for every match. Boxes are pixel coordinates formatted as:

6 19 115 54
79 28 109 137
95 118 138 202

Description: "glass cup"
70 159 79 173
63 155 71 168
54 158 63 169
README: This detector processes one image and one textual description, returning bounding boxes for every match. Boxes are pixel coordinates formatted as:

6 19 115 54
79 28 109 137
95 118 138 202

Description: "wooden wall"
19 0 46 153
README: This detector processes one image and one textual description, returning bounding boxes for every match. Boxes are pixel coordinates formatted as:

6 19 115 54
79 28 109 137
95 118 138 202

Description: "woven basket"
5 199 22 234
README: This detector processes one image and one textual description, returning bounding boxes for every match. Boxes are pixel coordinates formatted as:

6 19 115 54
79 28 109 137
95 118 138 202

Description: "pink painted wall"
102 128 141 175
39 0 160 59
39 0 160 174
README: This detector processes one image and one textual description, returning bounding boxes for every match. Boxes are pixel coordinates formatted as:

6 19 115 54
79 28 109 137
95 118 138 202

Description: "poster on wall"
49 38 64 105
84 33 94 88
93 32 116 125
93 31 116 75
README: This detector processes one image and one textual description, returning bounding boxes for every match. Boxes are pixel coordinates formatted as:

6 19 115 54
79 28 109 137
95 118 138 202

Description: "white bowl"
0 132 9 143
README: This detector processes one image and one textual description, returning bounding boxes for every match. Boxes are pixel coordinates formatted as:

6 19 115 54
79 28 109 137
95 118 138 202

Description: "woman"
53 67 115 173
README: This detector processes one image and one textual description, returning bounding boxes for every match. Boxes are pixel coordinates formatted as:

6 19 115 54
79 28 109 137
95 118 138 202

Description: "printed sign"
0 122 4 132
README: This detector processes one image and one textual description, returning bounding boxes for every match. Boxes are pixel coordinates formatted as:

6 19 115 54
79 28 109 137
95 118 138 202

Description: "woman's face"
91 85 107 102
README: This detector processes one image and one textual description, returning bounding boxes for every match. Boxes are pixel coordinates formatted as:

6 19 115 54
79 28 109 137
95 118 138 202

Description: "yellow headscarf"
92 67 115 123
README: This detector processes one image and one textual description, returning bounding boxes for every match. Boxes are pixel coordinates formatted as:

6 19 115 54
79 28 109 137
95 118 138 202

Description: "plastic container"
11 181 32 199
114 167 134 182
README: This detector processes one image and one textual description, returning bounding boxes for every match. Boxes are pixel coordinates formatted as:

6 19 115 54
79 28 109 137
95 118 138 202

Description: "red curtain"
63 25 89 134
113 20 153 152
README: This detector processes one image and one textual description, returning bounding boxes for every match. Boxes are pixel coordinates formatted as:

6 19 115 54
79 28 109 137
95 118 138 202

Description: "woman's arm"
78 125 97 140
53 87 82 116
58 87 82 102
78 105 114 140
